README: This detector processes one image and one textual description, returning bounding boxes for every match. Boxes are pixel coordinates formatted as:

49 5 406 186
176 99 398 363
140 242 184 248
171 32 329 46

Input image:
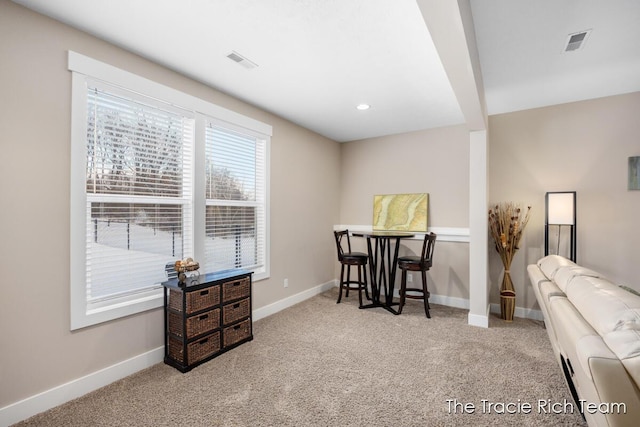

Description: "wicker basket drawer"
223 298 250 326
168 331 220 366
169 285 220 314
223 318 252 348
169 308 220 338
222 277 250 303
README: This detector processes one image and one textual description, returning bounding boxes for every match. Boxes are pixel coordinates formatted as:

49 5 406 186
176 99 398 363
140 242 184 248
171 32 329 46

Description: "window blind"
85 83 194 303
204 124 266 273
70 52 271 329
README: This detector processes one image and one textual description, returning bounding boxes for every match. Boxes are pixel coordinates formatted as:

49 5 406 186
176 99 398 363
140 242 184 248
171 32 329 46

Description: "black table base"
352 231 415 315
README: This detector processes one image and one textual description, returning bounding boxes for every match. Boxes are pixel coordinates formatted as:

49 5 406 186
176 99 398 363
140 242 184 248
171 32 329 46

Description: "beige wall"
0 1 340 407
489 92 640 310
339 125 470 226
339 126 471 300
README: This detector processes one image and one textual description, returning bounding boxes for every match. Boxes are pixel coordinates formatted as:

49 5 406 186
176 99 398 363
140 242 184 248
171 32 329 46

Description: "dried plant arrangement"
488 202 531 321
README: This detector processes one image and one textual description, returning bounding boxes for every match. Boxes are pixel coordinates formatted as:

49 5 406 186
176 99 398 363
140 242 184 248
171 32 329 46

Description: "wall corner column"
468 130 489 327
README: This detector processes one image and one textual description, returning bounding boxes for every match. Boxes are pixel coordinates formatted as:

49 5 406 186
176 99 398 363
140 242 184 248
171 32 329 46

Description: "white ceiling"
11 0 640 142
471 0 640 116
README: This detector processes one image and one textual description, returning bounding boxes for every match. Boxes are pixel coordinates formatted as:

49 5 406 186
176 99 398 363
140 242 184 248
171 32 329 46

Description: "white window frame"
69 51 271 330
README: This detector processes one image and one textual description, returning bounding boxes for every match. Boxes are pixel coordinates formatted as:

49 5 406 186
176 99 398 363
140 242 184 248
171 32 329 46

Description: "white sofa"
528 255 640 427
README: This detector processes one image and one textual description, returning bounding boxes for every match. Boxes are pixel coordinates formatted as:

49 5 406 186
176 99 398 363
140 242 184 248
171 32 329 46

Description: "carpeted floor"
14 288 587 426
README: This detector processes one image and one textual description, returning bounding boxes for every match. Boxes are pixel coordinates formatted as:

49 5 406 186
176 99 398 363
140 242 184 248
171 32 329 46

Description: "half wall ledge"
333 225 470 243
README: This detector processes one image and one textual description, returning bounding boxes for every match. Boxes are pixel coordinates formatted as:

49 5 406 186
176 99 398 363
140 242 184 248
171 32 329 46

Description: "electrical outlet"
284 278 289 288
408 274 413 283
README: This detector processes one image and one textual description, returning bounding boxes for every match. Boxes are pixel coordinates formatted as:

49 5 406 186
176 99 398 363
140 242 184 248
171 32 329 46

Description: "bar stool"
334 230 370 307
397 232 437 317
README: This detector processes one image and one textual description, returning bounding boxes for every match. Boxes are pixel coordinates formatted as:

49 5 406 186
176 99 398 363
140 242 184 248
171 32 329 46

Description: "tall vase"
500 270 515 322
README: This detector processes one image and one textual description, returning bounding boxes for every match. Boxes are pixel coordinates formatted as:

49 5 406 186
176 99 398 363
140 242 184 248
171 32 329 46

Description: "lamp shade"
547 192 575 225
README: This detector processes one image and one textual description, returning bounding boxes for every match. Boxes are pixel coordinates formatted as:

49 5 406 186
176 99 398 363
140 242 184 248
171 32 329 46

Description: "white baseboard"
253 280 337 321
360 285 541 325
489 303 544 321
430 293 470 310
363 283 544 326
0 347 164 427
468 311 490 328
430 294 489 328
0 279 338 427
392 289 542 325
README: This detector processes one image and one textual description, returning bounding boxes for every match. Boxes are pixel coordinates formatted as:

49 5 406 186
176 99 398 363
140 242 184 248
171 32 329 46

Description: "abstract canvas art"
373 193 428 231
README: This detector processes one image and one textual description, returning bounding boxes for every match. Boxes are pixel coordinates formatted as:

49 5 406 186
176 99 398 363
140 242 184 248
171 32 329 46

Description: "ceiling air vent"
564 30 591 52
226 51 258 69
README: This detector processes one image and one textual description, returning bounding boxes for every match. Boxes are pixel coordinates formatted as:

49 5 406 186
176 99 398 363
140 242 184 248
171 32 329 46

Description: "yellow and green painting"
373 193 428 231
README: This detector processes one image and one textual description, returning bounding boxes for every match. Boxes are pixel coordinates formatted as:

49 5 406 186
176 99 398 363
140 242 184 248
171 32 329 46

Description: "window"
204 123 267 275
70 52 271 330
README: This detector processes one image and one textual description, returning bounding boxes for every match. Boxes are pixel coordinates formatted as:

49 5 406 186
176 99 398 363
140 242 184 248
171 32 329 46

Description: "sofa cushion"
606 328 640 393
553 266 602 293
567 276 640 335
550 296 598 348
537 255 576 281
565 275 640 387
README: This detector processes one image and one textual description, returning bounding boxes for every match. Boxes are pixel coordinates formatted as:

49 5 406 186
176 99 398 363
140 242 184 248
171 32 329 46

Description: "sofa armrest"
588 355 640 427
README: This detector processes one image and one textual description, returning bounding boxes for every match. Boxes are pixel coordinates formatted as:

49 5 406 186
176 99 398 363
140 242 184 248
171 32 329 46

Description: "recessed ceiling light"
356 104 371 110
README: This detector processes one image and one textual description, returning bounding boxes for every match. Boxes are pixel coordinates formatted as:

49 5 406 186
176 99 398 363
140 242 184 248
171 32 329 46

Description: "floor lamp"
545 191 576 262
